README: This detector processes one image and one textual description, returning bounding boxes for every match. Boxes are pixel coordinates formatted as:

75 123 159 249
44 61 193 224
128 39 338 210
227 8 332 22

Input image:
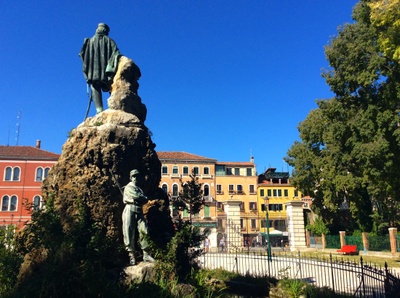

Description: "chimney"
36 140 41 149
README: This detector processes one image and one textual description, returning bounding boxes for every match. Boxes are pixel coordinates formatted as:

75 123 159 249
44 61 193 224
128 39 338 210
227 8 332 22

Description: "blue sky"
1 0 358 173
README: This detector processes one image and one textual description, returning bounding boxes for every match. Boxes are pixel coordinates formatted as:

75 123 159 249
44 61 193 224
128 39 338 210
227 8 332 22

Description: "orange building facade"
0 144 59 230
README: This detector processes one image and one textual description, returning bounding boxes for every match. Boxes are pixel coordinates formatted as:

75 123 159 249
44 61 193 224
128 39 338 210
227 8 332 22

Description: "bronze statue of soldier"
122 169 155 266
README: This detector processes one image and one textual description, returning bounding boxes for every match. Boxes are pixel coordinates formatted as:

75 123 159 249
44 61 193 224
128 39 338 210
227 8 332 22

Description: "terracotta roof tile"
157 151 216 162
0 146 60 160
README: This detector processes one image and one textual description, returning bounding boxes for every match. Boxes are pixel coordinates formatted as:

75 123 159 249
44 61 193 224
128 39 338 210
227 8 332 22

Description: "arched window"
36 167 43 181
162 184 168 194
1 196 9 211
204 184 210 197
172 184 179 197
12 167 20 181
1 195 17 211
203 167 210 175
33 195 42 211
10 195 17 211
4 167 12 181
44 167 50 178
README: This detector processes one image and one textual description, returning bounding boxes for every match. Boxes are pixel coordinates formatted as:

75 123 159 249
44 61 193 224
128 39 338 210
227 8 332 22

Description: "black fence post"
329 253 335 294
360 256 366 297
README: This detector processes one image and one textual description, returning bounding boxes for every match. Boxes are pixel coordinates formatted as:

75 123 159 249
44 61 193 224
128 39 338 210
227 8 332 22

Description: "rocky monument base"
16 56 174 285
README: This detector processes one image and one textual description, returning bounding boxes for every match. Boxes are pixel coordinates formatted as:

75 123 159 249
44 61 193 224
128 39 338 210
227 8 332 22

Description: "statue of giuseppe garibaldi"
122 169 155 266
79 23 121 114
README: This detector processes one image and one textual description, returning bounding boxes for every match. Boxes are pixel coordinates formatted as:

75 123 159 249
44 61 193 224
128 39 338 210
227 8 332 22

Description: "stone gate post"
224 200 243 252
285 201 307 251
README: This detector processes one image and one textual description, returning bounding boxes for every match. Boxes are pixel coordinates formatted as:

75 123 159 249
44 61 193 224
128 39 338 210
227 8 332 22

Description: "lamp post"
264 197 272 262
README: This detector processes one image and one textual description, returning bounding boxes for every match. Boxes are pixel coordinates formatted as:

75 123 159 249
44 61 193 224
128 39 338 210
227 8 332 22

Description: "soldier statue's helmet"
130 169 140 178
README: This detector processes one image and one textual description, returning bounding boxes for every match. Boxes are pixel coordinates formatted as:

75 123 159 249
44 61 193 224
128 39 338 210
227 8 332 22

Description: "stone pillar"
322 233 326 250
388 227 398 256
362 232 369 253
339 231 346 248
285 201 307 251
224 201 243 252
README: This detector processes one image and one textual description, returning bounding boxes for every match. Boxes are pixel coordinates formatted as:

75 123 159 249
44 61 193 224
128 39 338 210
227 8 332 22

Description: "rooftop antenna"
15 111 21 146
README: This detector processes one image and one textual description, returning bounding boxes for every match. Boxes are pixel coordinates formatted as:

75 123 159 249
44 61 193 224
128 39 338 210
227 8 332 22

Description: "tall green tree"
286 0 400 234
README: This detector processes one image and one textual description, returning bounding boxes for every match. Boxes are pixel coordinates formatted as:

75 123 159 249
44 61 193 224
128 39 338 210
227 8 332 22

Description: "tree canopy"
286 0 400 234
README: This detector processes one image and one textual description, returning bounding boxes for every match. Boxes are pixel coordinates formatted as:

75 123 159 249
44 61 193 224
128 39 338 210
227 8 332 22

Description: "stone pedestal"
224 200 243 252
285 201 307 251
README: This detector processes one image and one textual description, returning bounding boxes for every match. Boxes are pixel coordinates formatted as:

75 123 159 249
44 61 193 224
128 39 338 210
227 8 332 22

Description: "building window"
284 189 289 197
247 168 252 176
183 166 189 175
4 167 12 181
162 166 168 175
172 184 179 197
240 219 244 229
226 168 232 175
251 219 257 229
203 167 209 175
261 219 272 228
216 184 222 194
249 202 257 211
294 189 299 197
193 167 199 175
270 204 283 211
217 202 224 211
44 167 50 178
229 184 234 194
1 195 17 211
267 189 272 197
204 185 210 197
4 167 20 181
237 184 243 194
36 168 43 181
235 168 240 175
260 189 264 197
240 202 245 211
278 189 282 196
172 166 179 175
249 185 255 194
162 184 168 194
33 195 43 211
273 189 277 197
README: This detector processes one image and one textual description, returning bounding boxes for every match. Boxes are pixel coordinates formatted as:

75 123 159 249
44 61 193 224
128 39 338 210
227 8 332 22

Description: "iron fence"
199 250 400 297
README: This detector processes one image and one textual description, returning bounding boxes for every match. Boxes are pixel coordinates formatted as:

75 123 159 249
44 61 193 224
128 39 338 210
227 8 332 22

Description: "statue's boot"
143 251 155 263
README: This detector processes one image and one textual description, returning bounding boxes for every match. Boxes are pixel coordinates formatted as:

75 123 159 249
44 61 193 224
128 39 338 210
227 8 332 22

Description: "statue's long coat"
79 33 120 92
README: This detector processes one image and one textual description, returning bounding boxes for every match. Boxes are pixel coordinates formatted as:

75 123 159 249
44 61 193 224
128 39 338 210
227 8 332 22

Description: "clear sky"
1 0 359 173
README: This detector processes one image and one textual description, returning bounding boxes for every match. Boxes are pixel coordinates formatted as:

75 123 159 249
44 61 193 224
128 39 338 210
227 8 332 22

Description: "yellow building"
215 159 258 247
257 168 302 245
157 151 217 224
157 151 260 248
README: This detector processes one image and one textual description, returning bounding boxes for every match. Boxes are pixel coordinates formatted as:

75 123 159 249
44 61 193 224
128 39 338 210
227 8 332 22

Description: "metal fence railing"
199 250 400 297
